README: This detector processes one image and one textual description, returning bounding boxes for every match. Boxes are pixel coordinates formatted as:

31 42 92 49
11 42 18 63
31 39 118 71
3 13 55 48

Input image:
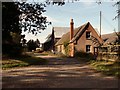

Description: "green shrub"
75 51 94 60
63 41 70 56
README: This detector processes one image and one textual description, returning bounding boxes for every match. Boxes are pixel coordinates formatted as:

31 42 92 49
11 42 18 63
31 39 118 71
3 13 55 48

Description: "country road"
2 54 119 88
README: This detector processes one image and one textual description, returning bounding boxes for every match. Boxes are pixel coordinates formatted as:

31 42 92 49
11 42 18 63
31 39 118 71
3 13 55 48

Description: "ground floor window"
86 45 91 53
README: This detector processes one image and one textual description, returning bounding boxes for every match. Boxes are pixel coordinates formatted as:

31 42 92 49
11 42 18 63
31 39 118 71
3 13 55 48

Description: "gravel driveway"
2 54 119 88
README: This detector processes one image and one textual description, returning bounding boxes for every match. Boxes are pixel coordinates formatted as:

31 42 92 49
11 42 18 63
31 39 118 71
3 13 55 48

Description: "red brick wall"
75 24 102 54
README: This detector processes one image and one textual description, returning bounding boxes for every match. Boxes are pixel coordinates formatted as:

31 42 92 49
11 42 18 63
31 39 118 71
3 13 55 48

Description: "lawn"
2 54 48 69
89 60 120 78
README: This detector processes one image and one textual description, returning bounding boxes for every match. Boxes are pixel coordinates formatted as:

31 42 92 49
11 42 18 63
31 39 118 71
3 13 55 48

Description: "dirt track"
2 55 119 88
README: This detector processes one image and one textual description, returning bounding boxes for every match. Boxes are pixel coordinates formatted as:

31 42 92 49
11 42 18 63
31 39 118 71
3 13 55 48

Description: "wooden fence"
97 44 120 62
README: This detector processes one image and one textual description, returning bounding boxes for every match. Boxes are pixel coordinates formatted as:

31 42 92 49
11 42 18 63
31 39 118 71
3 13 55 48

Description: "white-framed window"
86 45 91 53
86 31 91 39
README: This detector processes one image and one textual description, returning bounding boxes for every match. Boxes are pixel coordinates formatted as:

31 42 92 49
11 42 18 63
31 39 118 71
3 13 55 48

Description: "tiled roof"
102 32 119 45
53 27 70 38
55 22 89 46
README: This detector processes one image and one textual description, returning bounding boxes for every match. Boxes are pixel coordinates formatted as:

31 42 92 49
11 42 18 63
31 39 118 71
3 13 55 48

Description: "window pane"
86 32 91 39
86 45 91 53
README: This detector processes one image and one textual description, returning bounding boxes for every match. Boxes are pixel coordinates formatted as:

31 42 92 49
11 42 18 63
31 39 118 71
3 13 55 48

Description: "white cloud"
81 0 96 6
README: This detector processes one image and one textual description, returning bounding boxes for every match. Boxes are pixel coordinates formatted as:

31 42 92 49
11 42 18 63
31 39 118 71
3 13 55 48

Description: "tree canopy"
18 2 51 35
2 1 52 56
27 39 40 51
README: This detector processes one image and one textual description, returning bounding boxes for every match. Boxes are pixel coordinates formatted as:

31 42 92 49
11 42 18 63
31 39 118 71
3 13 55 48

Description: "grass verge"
2 55 48 69
89 60 120 78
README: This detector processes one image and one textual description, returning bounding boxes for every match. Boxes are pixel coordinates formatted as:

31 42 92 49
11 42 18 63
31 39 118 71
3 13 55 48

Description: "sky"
22 0 119 43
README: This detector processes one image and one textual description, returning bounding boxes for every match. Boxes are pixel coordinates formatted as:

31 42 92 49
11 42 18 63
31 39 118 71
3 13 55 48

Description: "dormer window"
86 31 91 39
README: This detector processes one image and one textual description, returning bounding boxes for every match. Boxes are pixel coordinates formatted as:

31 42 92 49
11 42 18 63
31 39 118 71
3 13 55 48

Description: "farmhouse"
42 27 70 51
53 27 70 44
42 29 54 51
55 19 103 57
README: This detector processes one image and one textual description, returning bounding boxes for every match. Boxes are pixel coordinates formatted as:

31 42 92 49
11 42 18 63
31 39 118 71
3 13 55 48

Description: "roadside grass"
2 54 48 69
75 51 120 78
89 60 120 78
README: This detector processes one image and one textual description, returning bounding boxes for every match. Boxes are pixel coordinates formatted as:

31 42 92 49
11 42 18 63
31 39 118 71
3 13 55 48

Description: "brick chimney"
70 19 74 57
70 19 74 40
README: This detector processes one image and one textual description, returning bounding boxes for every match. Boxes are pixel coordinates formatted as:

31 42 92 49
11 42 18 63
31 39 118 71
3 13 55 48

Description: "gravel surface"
2 54 119 88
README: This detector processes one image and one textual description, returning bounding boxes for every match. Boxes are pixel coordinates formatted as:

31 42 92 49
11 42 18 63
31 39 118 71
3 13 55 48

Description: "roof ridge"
55 22 90 46
74 22 89 36
70 22 90 43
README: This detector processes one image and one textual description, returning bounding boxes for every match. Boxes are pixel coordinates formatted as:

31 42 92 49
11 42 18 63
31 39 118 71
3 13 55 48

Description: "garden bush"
75 51 94 60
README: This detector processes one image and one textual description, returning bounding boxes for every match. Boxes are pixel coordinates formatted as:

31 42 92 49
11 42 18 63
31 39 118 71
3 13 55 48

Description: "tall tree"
2 2 22 56
2 1 51 56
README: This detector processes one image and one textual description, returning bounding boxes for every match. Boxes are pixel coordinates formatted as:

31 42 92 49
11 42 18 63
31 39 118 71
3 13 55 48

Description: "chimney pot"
71 19 73 22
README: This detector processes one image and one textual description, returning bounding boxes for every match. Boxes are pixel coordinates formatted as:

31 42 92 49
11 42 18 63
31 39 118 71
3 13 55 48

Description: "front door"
94 47 99 59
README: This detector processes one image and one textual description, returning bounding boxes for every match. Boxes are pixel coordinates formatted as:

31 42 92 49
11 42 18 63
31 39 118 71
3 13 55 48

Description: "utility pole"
118 2 120 33
118 1 120 61
100 11 102 38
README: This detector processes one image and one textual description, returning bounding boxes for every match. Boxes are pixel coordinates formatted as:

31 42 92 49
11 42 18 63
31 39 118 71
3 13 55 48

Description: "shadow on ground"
2 55 119 88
